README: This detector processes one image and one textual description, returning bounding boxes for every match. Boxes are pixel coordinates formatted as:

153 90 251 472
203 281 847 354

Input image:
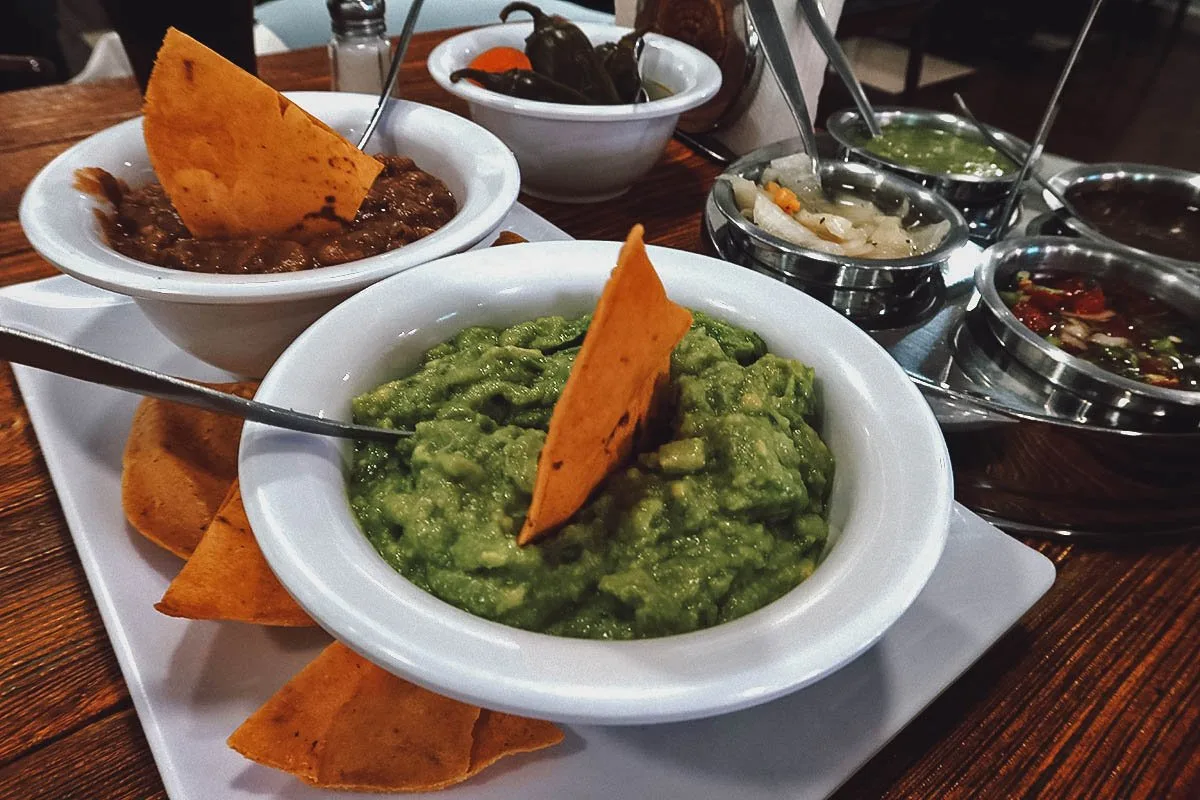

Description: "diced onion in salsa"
1003 269 1200 391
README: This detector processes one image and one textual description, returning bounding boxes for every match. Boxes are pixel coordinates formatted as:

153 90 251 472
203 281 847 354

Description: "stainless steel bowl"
975 236 1200 418
710 137 969 324
827 108 1029 240
1046 162 1200 274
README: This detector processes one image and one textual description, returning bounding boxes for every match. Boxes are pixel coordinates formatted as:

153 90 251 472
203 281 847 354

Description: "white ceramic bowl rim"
17 92 520 304
239 241 952 725
428 22 722 121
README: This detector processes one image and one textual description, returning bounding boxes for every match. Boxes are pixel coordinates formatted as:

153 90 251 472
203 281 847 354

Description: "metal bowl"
1046 162 1200 274
710 137 968 324
975 236 1200 418
827 108 1029 240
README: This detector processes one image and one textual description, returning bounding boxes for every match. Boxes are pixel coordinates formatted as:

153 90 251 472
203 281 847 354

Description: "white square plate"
3 204 1054 799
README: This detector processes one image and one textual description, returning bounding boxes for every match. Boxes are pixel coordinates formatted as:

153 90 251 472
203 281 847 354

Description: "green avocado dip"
348 312 834 640
861 124 1015 178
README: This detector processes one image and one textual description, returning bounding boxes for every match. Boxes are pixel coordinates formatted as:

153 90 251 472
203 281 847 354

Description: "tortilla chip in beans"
155 481 315 626
143 27 382 239
518 225 693 545
121 381 258 558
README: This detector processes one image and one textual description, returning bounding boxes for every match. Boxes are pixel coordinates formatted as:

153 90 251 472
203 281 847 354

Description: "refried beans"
80 155 457 274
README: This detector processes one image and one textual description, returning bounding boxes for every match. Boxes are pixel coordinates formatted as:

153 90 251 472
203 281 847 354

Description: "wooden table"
0 31 1197 800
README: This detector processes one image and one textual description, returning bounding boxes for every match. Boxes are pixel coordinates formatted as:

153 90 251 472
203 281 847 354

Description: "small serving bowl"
973 236 1200 419
1045 162 1200 274
239 240 952 725
827 108 1028 240
18 92 520 377
710 137 969 324
428 21 721 203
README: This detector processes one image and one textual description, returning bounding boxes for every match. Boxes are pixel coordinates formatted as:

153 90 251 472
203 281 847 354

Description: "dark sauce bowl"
974 236 1200 419
827 108 1029 241
1047 163 1200 274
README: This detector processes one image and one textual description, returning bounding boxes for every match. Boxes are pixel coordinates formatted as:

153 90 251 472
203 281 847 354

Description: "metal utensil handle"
357 0 427 150
951 93 1082 218
744 0 821 167
796 0 881 137
674 129 738 165
994 0 1105 237
0 326 408 443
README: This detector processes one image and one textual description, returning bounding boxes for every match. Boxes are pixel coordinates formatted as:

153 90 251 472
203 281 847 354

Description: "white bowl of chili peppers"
428 8 721 204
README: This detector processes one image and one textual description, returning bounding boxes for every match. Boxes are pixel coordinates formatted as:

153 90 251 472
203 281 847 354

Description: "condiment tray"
704 153 1200 537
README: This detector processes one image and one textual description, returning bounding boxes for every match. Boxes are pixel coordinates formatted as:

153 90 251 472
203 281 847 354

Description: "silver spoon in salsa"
796 0 881 138
952 93 1086 220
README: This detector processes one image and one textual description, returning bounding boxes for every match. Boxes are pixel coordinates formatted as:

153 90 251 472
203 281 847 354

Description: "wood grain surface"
0 30 1197 800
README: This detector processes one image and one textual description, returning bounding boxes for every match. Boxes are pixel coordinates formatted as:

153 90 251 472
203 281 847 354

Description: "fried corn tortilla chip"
227 641 365 781
467 709 564 777
229 642 563 791
143 28 382 239
314 656 481 791
155 481 315 626
490 230 528 246
121 381 258 558
518 225 693 545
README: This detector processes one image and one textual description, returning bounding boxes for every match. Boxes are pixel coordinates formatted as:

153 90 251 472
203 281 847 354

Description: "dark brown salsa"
1065 182 1200 263
1002 269 1200 390
80 155 456 274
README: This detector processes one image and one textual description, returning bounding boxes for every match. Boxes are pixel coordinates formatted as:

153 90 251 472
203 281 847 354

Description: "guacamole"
349 313 834 640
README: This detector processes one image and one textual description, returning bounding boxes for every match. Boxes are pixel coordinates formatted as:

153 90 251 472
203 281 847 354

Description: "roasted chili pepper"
595 28 645 103
499 1 622 104
450 67 593 104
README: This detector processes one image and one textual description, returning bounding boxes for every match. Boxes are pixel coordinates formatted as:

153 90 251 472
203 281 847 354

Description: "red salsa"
1002 270 1200 391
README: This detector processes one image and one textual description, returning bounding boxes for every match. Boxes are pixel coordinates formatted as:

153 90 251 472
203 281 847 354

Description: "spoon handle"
952 93 1081 218
0 326 408 443
796 0 881 137
744 0 821 168
357 0 427 150
993 0 1105 238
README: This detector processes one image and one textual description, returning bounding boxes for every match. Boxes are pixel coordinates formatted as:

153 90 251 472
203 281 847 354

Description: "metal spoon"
744 0 821 171
673 129 738 165
634 35 650 104
952 92 1086 222
796 0 881 137
0 326 410 443
356 0 427 150
992 0 1105 240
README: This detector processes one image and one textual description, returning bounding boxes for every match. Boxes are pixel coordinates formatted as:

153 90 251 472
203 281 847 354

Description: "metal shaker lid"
327 0 387 36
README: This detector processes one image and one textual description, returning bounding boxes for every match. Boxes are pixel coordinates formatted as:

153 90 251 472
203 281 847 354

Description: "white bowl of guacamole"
239 240 952 725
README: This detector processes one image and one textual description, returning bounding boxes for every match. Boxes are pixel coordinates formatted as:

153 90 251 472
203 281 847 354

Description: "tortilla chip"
143 28 382 239
313 655 480 791
227 641 366 781
155 481 315 626
467 710 564 777
121 381 258 558
229 642 562 791
491 230 528 246
518 225 692 545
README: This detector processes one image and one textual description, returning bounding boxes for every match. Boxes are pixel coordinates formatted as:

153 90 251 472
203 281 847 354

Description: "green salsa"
349 313 834 640
860 124 1015 178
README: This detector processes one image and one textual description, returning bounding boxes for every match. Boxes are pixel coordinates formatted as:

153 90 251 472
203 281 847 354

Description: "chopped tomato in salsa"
1001 269 1200 391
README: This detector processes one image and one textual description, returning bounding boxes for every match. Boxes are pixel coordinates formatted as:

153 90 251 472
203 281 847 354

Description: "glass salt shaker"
327 0 391 94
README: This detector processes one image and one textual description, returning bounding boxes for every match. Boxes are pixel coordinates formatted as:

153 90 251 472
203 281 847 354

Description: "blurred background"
2 0 1196 168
